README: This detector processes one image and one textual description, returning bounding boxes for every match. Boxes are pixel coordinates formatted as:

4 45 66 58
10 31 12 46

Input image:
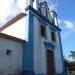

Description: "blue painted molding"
58 31 66 75
44 42 55 49
21 71 46 75
21 70 46 75
56 72 66 75
22 10 34 71
21 71 35 75
56 73 63 75
50 27 56 31
39 20 47 27
35 74 47 75
25 6 61 31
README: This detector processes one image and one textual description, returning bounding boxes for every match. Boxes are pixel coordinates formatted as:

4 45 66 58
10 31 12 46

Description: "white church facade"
0 0 65 75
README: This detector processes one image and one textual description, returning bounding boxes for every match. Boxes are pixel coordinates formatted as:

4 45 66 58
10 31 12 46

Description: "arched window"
51 31 56 42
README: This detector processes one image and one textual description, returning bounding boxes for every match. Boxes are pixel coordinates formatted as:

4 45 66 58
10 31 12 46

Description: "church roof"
0 32 24 42
0 13 26 32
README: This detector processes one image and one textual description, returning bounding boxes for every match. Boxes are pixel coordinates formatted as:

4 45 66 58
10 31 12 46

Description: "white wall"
0 37 23 75
34 16 47 74
46 26 63 73
54 31 63 73
33 16 63 74
2 16 29 41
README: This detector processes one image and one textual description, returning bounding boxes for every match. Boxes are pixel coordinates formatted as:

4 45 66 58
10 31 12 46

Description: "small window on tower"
39 8 41 12
6 49 11 55
41 25 46 38
51 32 56 42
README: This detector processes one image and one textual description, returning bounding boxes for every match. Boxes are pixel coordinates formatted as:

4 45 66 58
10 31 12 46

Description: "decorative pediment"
38 1 58 26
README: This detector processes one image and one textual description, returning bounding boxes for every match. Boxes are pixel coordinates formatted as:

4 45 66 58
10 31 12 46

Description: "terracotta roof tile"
0 13 26 32
0 33 24 42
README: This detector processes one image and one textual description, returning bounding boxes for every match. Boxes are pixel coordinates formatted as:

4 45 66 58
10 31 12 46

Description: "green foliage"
70 51 75 60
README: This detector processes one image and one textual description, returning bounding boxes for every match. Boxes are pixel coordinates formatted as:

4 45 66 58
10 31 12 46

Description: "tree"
69 51 75 61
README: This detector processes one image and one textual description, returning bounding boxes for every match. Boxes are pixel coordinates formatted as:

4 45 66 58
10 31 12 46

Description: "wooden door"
47 50 55 75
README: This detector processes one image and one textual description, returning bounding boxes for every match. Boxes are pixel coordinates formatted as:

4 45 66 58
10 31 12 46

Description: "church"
0 0 65 75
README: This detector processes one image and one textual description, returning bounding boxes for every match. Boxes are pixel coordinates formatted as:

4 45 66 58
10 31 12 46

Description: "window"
6 49 11 55
32 0 34 2
51 32 56 42
41 25 46 38
39 8 41 12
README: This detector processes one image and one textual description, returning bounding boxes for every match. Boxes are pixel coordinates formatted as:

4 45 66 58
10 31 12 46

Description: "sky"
57 0 75 60
0 0 25 25
0 0 75 60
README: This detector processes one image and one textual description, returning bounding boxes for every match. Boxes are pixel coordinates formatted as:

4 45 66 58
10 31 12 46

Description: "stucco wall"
33 15 63 74
2 16 28 41
34 16 47 74
54 31 63 73
0 37 23 75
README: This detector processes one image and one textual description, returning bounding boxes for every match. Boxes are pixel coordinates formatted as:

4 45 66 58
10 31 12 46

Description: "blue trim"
58 31 66 74
21 71 35 75
39 20 47 27
22 10 34 71
25 6 61 31
50 27 56 31
21 71 46 75
35 74 47 75
56 73 66 75
44 42 55 49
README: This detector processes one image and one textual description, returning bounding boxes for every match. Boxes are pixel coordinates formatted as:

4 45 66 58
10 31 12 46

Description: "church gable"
0 13 28 41
0 13 25 32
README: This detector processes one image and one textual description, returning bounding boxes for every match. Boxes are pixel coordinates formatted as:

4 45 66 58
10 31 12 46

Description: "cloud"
58 19 75 31
9 0 21 16
17 0 26 12
47 0 57 12
58 19 75 38
0 0 11 22
64 20 75 31
0 0 24 25
61 30 72 38
58 19 62 24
